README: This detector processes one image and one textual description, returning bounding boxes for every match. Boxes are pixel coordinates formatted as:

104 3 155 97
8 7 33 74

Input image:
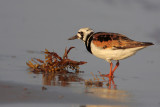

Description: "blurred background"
0 0 159 53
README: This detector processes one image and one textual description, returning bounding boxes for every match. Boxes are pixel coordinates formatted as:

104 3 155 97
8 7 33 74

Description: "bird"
68 28 154 78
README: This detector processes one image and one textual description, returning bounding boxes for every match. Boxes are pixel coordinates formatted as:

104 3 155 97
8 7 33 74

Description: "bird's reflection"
32 71 131 106
85 72 117 90
42 72 84 86
84 78 130 107
107 77 117 89
32 70 118 89
84 75 131 107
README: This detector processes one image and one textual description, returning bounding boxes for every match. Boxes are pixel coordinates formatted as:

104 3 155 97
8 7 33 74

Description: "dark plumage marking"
121 36 130 40
103 45 107 49
93 32 112 42
93 32 124 42
85 32 94 54
112 40 153 49
97 35 112 42
92 32 121 49
92 32 154 49
78 32 84 40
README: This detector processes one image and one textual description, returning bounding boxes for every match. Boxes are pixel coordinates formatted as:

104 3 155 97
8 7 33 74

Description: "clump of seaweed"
26 47 87 74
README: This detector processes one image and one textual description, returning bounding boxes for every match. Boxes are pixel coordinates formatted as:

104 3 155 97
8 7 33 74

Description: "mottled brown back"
92 32 153 49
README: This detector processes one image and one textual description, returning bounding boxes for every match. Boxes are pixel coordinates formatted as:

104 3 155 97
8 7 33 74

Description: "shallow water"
0 0 160 107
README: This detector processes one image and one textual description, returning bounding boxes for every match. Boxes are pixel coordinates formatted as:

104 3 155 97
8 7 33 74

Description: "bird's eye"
78 32 83 36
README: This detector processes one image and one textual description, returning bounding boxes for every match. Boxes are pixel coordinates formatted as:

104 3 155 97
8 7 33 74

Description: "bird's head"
68 28 94 42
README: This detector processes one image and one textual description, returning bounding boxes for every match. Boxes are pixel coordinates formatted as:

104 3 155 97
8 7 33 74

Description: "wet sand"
0 80 132 107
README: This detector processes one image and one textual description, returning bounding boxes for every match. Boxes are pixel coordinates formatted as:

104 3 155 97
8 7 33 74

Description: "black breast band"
85 32 94 54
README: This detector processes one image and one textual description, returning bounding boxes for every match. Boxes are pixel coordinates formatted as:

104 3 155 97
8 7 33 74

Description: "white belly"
91 43 145 61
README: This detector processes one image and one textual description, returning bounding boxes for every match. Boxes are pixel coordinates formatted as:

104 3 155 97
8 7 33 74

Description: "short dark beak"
68 35 78 40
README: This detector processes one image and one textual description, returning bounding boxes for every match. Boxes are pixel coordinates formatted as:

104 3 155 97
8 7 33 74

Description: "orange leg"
100 62 113 78
112 61 119 74
109 62 113 77
111 78 117 89
100 61 119 78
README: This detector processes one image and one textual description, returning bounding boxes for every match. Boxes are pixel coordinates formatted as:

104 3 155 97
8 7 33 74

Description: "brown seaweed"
26 47 87 74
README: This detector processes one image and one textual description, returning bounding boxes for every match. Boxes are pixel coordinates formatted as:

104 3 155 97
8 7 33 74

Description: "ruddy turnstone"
68 28 153 78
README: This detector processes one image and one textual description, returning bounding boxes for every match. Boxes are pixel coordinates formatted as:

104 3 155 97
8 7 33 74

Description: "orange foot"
100 74 114 78
98 71 114 79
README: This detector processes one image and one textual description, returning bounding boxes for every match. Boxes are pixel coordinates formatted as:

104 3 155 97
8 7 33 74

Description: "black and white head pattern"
76 28 94 42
